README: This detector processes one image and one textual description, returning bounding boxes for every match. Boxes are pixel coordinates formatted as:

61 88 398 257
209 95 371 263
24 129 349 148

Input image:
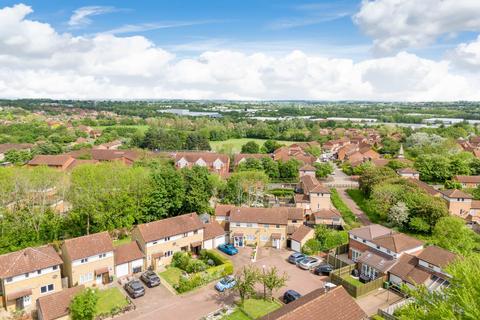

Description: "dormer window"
376 245 380 249
183 233 188 237
6 277 12 283
81 258 88 263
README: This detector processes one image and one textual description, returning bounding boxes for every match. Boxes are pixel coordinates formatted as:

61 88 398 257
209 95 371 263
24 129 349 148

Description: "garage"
203 220 226 250
115 263 129 277
131 259 144 274
214 235 226 247
291 240 301 252
203 239 214 250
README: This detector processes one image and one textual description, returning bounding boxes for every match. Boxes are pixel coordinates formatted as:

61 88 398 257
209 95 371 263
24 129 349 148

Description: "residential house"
214 204 235 230
202 218 227 250
407 178 441 197
113 242 144 278
258 286 367 320
295 175 332 216
91 149 139 165
36 285 84 320
299 164 316 177
173 152 230 177
228 207 303 249
94 140 122 150
348 225 424 280
0 143 33 162
0 245 63 312
290 225 315 253
312 208 345 228
131 213 205 270
440 189 473 218
453 175 480 188
397 168 420 180
61 232 114 287
27 155 97 171
273 146 317 165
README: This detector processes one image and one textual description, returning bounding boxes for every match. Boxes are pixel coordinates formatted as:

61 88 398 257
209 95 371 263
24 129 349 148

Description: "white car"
297 257 322 270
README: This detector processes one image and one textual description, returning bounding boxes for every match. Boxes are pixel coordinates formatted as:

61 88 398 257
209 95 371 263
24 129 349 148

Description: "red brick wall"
348 239 370 259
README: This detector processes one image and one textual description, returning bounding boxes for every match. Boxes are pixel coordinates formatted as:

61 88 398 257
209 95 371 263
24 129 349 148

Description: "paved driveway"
116 247 326 320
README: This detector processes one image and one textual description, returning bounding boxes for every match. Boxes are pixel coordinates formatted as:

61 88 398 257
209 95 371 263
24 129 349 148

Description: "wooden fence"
330 264 386 298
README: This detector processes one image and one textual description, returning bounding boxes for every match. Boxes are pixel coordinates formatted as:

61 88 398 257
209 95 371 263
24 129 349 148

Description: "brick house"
295 175 332 216
61 232 115 288
0 246 63 312
172 152 230 177
131 213 205 271
299 164 317 178
397 168 420 180
113 242 144 279
440 189 473 218
453 175 480 188
36 285 84 320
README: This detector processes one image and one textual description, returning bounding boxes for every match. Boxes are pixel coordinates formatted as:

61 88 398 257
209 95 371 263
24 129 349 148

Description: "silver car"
297 257 322 270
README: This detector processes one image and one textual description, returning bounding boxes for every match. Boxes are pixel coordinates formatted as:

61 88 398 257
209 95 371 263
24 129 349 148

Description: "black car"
141 270 161 287
124 280 145 298
313 264 333 276
283 290 302 304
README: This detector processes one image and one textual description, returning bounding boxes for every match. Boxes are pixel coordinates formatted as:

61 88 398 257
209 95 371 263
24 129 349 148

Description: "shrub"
200 249 230 266
176 273 206 293
302 239 322 255
171 252 192 271
186 259 208 273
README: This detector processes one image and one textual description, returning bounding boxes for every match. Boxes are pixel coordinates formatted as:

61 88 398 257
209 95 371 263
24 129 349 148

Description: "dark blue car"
218 243 238 255
283 290 302 304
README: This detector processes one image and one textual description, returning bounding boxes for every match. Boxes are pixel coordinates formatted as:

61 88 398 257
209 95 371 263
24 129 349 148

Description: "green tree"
444 180 462 190
433 216 479 255
278 159 300 181
241 141 260 154
181 166 213 214
359 166 397 196
70 288 98 320
314 162 333 178
259 266 288 300
223 171 269 206
234 266 260 304
263 140 282 153
237 158 263 172
261 157 280 180
185 132 211 151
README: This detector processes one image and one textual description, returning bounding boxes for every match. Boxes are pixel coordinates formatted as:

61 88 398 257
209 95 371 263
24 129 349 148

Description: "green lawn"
222 309 251 320
93 124 150 133
210 138 296 154
341 274 363 287
330 188 360 227
346 189 382 223
159 267 183 287
240 298 282 319
95 287 129 316
113 236 131 247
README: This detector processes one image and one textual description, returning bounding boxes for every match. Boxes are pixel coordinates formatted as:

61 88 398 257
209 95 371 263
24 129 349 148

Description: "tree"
278 159 300 181
185 133 211 151
70 288 98 320
359 166 397 196
396 254 480 320
261 157 279 180
241 141 260 154
234 266 259 304
237 158 263 172
444 180 462 190
223 171 269 206
379 137 400 155
414 154 451 183
314 162 333 178
181 166 214 214
433 216 480 255
263 140 282 153
388 201 409 227
259 266 288 300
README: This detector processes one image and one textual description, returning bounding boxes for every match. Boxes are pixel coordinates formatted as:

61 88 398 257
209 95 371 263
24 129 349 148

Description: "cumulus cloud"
0 3 480 101
449 36 480 71
68 6 117 27
354 0 480 54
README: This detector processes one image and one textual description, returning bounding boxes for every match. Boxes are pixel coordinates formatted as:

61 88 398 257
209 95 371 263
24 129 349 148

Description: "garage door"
204 240 213 250
116 263 129 277
214 235 226 247
291 240 301 252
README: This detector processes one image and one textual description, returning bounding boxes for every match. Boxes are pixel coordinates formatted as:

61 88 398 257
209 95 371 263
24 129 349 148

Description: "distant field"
93 125 150 133
210 138 296 153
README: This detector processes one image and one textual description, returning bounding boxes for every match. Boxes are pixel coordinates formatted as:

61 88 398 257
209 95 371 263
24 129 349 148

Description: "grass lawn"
210 138 296 154
330 188 360 227
240 298 282 319
93 124 150 133
158 267 183 287
346 189 382 223
341 274 363 287
222 309 251 320
95 287 129 316
113 236 131 247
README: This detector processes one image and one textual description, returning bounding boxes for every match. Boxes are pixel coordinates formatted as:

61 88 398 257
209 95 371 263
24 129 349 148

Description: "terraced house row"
0 212 226 315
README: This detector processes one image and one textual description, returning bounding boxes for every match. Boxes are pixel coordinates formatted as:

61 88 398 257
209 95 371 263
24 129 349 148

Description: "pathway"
337 188 371 226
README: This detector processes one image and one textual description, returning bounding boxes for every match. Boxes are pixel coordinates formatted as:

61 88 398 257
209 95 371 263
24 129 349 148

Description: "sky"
1 0 480 101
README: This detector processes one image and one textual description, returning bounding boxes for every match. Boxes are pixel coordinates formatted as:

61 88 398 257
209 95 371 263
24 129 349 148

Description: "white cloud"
68 5 116 27
0 3 479 101
354 0 480 54
449 36 480 71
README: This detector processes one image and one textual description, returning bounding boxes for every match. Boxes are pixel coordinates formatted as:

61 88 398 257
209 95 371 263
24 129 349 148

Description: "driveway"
116 248 326 320
337 188 371 225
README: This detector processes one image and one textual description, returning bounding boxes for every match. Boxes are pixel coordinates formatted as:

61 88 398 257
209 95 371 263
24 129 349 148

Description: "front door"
96 274 102 285
16 295 31 310
234 236 244 247
272 239 280 249
102 272 110 284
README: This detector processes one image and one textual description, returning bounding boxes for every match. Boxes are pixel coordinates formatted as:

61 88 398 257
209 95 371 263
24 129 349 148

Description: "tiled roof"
135 212 204 243
37 285 84 320
416 246 458 268
63 231 113 261
300 175 330 194
454 175 480 183
174 151 229 164
408 178 440 196
91 149 139 161
299 164 316 171
371 233 423 253
28 155 74 166
214 204 235 216
440 189 473 199
203 220 225 240
0 143 33 153
290 225 314 242
0 245 62 278
349 224 392 241
230 207 302 225
388 254 431 285
114 242 144 266
258 286 367 320
313 208 342 219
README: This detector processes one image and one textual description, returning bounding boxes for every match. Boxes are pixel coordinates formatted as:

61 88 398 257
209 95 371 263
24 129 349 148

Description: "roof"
28 155 73 166
63 231 113 261
174 151 229 164
294 193 310 203
349 224 392 241
313 208 342 219
371 233 424 253
215 204 235 217
454 175 480 183
0 143 33 153
416 246 458 268
258 286 367 320
299 164 316 171
114 242 144 266
290 225 314 242
356 250 397 273
388 254 431 285
135 212 204 243
0 245 62 278
407 178 440 196
37 285 84 320
91 149 139 161
300 175 330 194
230 207 303 225
440 189 473 199
203 220 225 240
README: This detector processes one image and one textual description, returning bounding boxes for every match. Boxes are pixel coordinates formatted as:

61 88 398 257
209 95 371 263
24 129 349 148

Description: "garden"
159 250 234 293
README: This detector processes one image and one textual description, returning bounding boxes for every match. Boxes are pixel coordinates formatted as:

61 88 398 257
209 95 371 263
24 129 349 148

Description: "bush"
171 252 192 271
186 259 207 273
200 249 230 266
302 239 322 255
176 273 206 293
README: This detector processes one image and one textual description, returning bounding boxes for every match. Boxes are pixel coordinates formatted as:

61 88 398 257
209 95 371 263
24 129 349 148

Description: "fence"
330 264 386 298
377 298 413 320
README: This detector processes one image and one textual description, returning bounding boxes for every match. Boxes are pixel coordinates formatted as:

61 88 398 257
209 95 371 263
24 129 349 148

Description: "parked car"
283 290 302 304
215 275 237 292
288 252 306 264
297 257 322 270
218 244 238 255
313 264 333 276
124 280 145 298
140 270 161 287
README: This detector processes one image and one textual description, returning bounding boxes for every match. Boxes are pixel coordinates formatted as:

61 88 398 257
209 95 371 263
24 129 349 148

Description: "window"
276 225 280 228
6 277 12 283
376 245 380 249
25 273 29 278
235 223 241 227
194 230 198 235
247 223 253 228
53 265 58 270
98 253 106 259
40 284 54 294
263 224 269 228
81 258 88 263
362 240 366 243
353 236 357 240
132 266 142 274
428 264 434 269
260 235 268 242
37 270 42 275
292 220 297 223
165 250 173 257
79 272 94 284
387 250 391 254
183 233 188 237
153 241 158 245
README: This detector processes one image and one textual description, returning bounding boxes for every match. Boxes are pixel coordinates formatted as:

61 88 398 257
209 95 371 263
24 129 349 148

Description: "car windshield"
221 277 233 284
130 281 143 290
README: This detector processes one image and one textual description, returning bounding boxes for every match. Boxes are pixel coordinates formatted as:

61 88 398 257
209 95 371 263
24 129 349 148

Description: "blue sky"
1 0 480 100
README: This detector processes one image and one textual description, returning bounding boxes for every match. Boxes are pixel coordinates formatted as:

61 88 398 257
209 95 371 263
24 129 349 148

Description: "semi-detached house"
0 245 63 312
132 212 205 271
61 232 114 288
